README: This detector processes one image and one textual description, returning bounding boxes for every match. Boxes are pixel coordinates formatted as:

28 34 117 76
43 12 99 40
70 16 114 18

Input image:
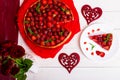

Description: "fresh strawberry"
41 41 45 46
51 41 55 46
60 36 65 41
48 0 53 4
56 40 61 43
103 46 110 50
96 50 101 55
31 36 37 41
47 16 52 21
66 10 70 15
40 6 44 10
99 52 105 57
47 22 52 28
42 0 47 5
51 36 55 40
39 16 43 21
48 11 52 16
91 52 94 55
96 50 105 58
56 24 60 28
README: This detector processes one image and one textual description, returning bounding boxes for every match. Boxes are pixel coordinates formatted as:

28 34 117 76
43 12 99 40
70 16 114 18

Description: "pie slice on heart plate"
24 0 74 48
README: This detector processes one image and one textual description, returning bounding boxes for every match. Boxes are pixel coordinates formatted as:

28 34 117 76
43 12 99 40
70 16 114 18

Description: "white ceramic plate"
80 23 118 62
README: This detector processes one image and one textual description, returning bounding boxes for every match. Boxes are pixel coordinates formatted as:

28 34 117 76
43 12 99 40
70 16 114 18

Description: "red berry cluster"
0 41 25 75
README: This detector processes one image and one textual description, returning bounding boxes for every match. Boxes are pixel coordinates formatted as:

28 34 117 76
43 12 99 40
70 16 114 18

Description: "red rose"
10 65 20 75
1 59 14 75
10 45 25 58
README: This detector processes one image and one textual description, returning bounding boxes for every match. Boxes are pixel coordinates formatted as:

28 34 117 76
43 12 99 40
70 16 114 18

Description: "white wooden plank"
26 68 120 80
74 0 120 11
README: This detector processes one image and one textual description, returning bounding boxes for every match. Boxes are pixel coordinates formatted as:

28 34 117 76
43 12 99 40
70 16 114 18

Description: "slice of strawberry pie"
24 0 74 48
89 33 113 50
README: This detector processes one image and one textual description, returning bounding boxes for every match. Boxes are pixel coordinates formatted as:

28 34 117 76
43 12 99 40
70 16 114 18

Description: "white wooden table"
19 0 120 80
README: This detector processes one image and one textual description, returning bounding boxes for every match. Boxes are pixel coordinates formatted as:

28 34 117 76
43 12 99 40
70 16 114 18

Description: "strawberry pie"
24 0 74 48
89 33 113 50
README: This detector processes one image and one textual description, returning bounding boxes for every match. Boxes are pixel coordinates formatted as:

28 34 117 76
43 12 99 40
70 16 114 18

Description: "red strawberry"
99 52 105 57
42 0 47 5
51 41 55 46
96 51 101 55
39 16 43 21
31 36 37 41
96 50 105 58
47 16 52 21
48 0 53 4
56 24 60 28
47 22 52 28
48 11 52 16
103 46 110 50
60 36 65 41
41 41 45 46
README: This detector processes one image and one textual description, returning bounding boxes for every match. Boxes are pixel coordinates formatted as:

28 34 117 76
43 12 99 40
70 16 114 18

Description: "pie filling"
24 0 74 48
89 33 113 50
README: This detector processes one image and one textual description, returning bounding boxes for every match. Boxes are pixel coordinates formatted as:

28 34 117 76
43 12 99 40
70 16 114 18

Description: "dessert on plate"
89 33 113 50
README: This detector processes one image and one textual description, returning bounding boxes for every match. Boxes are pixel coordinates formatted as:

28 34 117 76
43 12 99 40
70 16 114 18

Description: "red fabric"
17 0 80 58
0 0 19 43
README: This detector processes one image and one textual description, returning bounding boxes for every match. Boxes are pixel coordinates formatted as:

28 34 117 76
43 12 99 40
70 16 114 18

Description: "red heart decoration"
81 4 102 25
58 53 80 73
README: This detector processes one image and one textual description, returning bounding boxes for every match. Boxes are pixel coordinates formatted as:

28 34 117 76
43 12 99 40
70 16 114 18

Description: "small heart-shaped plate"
81 4 102 25
58 53 80 73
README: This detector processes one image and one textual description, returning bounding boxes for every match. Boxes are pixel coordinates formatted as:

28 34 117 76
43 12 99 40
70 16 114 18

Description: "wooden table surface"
18 0 120 80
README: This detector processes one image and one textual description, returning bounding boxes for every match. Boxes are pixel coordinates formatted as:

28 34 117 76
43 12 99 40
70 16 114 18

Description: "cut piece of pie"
89 33 113 50
24 0 74 48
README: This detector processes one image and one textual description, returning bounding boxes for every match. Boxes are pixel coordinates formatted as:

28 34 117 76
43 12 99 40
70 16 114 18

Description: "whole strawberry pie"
24 0 74 48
